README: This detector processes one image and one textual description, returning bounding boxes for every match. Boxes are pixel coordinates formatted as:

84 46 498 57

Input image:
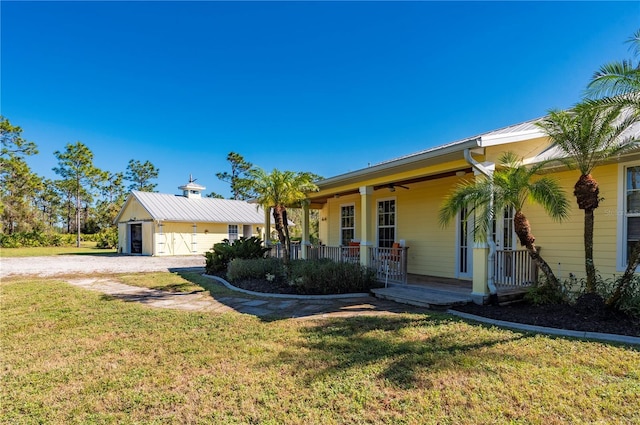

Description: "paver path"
2 255 425 318
65 276 421 319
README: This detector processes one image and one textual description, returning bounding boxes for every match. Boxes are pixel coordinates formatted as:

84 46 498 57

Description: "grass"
116 271 249 298
0 242 116 258
118 272 206 293
2 275 639 424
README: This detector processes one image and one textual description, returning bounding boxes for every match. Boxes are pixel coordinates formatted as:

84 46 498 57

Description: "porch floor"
403 274 472 295
374 274 530 307
371 274 472 309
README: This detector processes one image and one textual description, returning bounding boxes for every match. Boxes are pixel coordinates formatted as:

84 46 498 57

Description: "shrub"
595 274 640 318
227 258 285 283
289 259 378 295
96 228 118 249
0 231 80 248
524 282 566 305
205 237 270 274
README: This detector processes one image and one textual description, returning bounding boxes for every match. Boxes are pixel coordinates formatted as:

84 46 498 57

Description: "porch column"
472 241 490 304
300 200 310 259
264 207 271 247
359 186 374 266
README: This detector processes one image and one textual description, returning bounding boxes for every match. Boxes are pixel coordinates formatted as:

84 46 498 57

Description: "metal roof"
119 191 265 224
316 117 544 188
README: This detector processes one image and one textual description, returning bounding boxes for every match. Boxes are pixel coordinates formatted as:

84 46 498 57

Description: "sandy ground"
0 254 205 278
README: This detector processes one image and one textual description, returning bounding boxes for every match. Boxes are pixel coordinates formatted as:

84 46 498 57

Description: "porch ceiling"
307 166 474 207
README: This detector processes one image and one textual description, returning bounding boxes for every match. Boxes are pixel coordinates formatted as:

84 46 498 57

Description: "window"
377 199 395 248
228 224 238 242
625 166 640 264
340 205 355 245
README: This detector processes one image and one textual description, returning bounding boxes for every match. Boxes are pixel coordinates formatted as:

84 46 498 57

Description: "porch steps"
371 285 472 310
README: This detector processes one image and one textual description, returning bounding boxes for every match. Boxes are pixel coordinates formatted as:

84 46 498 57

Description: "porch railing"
369 246 409 285
267 243 302 260
494 249 538 288
267 244 409 284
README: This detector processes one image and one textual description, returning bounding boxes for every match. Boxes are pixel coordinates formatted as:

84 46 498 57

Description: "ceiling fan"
387 183 409 192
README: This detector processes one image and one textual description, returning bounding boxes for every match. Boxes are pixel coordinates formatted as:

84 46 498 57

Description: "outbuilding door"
130 224 142 254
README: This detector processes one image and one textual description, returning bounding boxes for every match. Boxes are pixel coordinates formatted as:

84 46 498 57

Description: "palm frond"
586 60 640 99
537 104 639 175
528 177 570 221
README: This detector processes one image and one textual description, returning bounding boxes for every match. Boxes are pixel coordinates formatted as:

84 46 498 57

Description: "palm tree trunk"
584 209 596 292
282 208 291 260
514 211 560 288
273 205 289 265
574 174 600 292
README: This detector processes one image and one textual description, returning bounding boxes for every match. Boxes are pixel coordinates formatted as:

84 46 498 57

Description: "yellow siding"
324 176 466 279
117 223 127 254
318 156 626 281
118 198 153 221
154 222 256 256
142 222 154 256
515 164 619 279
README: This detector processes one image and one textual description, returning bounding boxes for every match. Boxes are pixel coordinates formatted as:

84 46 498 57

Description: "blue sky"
2 1 638 197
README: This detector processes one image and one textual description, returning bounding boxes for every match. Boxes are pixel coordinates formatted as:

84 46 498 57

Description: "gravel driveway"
1 254 206 278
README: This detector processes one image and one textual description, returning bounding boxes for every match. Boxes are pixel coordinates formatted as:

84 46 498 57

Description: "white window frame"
376 197 397 248
340 203 356 246
228 224 239 242
617 162 640 271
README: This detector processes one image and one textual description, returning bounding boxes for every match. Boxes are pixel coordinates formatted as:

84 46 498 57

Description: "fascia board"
479 129 547 147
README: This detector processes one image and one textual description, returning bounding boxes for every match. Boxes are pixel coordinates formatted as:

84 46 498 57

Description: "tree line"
0 120 160 247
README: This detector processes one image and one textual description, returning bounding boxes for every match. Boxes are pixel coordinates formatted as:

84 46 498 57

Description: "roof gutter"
464 147 498 296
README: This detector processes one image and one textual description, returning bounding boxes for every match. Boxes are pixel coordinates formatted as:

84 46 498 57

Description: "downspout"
463 148 498 295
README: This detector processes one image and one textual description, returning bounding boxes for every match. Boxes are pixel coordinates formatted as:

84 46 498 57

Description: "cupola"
178 175 206 199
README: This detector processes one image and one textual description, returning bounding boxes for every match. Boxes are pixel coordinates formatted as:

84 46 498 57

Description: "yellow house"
114 178 266 256
301 118 640 303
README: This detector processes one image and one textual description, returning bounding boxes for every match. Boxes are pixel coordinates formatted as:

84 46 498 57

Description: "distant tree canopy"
216 152 253 200
125 159 159 192
53 141 106 247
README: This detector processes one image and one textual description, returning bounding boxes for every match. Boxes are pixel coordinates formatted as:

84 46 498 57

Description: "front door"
130 224 142 254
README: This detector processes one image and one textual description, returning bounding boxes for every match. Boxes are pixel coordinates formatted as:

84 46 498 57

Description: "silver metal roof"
317 117 543 187
122 191 265 224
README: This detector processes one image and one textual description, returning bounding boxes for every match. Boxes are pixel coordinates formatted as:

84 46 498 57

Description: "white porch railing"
494 249 538 288
268 243 302 260
369 246 409 285
267 244 409 284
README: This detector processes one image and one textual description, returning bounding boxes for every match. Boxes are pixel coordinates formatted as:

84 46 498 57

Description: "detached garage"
114 179 266 256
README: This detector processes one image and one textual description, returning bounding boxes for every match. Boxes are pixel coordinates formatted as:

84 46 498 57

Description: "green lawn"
0 242 116 258
1 275 639 424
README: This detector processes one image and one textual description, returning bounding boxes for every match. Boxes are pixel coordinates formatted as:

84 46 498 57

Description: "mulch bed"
452 293 640 337
214 274 639 337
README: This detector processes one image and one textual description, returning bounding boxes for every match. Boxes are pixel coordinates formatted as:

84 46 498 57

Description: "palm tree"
246 168 318 265
586 29 640 102
440 152 569 288
536 105 639 292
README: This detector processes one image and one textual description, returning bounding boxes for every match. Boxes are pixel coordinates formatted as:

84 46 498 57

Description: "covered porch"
268 242 536 304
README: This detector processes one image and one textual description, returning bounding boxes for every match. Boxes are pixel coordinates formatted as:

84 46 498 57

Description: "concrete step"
371 286 472 310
